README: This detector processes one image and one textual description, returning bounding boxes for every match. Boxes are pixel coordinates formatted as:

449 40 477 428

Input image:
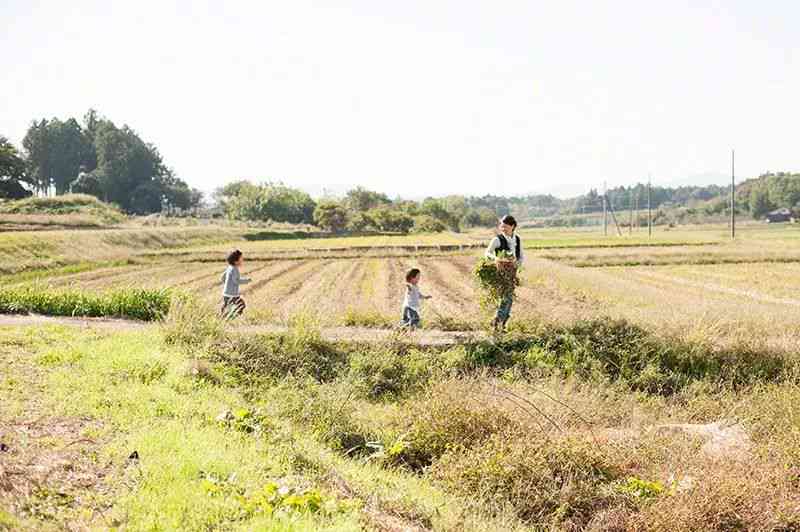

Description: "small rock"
216 410 234 423
128 450 139 461
0 442 9 453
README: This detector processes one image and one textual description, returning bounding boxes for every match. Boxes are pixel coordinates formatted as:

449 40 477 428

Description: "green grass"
0 326 364 531
0 193 126 223
6 305 800 530
0 286 172 321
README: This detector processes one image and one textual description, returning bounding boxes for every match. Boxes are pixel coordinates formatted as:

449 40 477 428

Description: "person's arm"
485 236 500 260
235 267 251 284
516 236 524 267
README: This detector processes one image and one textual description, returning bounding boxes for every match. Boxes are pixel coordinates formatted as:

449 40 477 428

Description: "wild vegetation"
3 222 800 530
0 285 172 321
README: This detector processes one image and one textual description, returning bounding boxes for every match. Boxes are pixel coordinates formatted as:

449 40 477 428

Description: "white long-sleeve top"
402 283 430 312
485 233 524 266
221 265 251 297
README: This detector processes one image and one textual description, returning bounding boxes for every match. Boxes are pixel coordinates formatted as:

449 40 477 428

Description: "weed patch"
431 434 620 527
0 285 172 321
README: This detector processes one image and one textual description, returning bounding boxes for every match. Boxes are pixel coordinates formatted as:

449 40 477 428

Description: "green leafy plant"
472 252 520 310
619 476 665 500
0 285 173 321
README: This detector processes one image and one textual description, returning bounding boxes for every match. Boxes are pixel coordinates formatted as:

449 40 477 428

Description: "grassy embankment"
0 226 250 276
0 194 126 231
3 299 800 530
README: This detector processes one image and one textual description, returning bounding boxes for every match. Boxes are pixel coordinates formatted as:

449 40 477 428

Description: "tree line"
214 183 505 233
0 110 203 214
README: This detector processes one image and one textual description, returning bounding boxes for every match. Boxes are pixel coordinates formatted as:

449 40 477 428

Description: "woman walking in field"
484 215 524 332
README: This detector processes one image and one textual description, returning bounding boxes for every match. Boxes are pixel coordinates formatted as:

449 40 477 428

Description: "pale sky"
2 1 798 199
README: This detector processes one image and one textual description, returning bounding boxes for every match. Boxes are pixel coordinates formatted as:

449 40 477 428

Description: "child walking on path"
484 215 524 331
400 268 431 329
221 249 251 318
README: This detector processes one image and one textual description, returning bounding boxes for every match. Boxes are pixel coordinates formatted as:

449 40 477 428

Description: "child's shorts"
221 296 246 318
400 306 421 328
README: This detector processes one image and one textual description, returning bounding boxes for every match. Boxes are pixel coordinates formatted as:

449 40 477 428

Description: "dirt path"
0 314 485 347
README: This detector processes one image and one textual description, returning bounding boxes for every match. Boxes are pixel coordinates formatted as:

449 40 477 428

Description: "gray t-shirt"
221 265 251 297
402 283 429 312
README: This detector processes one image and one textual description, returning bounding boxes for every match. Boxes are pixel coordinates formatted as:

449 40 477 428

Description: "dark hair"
500 215 517 229
405 268 421 282
227 249 243 265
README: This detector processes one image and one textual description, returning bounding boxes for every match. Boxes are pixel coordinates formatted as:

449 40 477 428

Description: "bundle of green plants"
0 285 172 321
472 251 519 310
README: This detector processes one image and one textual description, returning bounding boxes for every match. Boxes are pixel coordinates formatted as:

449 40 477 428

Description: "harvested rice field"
16 228 800 354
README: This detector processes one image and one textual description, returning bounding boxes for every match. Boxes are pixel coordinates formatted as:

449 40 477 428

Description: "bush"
412 215 447 233
628 463 800 531
387 378 522 470
347 347 435 400
210 331 346 383
431 434 619 527
0 286 172 321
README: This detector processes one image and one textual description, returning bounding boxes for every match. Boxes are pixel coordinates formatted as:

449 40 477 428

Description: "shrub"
412 215 447 233
210 331 346 383
431 434 619 527
0 286 171 321
387 378 522 470
487 318 788 394
628 463 800 531
347 347 435 400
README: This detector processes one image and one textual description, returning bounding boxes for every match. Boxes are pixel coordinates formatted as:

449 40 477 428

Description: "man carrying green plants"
484 215 524 332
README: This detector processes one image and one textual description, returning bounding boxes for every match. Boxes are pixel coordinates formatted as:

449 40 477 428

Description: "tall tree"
22 119 51 194
0 136 32 199
345 186 390 212
22 117 94 194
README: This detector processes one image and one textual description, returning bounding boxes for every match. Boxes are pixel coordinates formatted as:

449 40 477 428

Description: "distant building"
765 208 793 223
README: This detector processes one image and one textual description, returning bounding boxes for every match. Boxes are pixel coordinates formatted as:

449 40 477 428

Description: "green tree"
0 136 32 199
22 117 94 194
750 186 774 219
22 119 51 194
412 214 447 233
215 181 316 223
345 186 390 212
314 201 349 233
368 206 414 233
347 211 375 232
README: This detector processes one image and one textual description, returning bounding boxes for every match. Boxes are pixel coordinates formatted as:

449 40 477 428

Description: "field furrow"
246 260 328 321
43 264 149 288
279 260 353 322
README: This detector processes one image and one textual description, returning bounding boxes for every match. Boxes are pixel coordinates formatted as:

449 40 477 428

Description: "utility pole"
731 149 736 239
629 187 633 235
647 174 652 238
603 181 608 236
